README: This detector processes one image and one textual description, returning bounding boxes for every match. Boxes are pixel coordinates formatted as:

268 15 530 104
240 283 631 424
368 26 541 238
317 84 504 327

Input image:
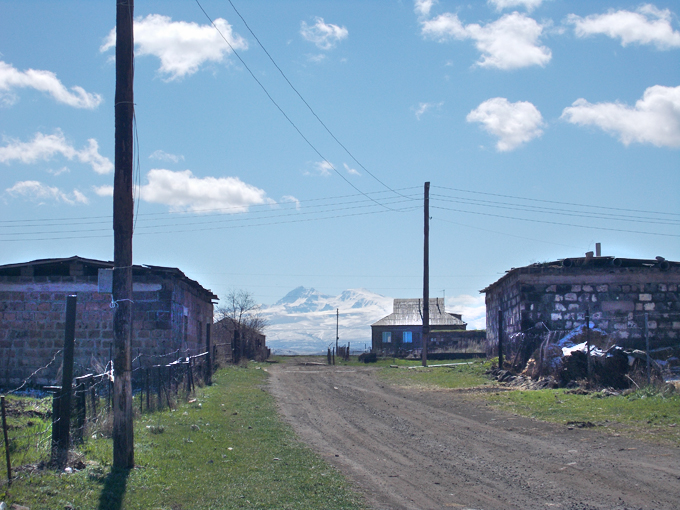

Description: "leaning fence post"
1 395 11 486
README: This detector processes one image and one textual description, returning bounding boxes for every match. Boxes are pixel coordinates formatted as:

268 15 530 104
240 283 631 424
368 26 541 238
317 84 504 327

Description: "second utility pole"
422 182 429 367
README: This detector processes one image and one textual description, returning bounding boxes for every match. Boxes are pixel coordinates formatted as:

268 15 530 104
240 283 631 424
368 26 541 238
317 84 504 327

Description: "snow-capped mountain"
261 287 487 355
262 287 393 355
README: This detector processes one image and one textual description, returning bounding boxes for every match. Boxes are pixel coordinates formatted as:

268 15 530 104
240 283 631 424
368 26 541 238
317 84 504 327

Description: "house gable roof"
372 298 466 327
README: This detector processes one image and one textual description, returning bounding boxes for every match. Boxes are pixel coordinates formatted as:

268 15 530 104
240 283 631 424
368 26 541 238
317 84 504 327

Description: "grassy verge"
1 364 365 510
367 356 680 445
487 386 680 445
373 358 493 389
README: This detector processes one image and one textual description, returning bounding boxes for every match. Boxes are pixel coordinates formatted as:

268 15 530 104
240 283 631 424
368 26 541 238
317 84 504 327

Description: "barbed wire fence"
1 347 213 487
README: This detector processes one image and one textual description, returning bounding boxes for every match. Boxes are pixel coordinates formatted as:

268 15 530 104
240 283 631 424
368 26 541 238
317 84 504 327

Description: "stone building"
482 253 680 354
211 317 269 363
371 298 469 356
0 256 217 387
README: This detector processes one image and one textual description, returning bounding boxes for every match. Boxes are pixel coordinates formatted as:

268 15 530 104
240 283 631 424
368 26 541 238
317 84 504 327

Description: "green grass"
374 358 493 389
1 364 366 510
487 386 680 445
1 395 53 468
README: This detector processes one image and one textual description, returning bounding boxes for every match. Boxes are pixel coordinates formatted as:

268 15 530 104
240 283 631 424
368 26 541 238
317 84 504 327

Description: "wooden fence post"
74 380 87 445
1 396 11 486
145 369 150 411
205 323 212 385
54 294 77 467
46 386 61 465
156 366 163 411
88 375 97 419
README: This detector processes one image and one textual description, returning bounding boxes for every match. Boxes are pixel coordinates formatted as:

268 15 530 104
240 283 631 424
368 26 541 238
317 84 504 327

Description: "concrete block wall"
0 274 213 387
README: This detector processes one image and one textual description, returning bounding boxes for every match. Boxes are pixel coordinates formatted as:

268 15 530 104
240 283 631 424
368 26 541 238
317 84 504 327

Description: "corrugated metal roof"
371 298 466 327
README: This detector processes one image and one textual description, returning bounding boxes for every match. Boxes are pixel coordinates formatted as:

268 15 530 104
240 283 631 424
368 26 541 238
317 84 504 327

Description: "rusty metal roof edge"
480 256 680 294
0 256 218 301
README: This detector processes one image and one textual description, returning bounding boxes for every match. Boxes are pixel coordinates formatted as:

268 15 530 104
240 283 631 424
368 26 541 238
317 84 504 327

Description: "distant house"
371 298 468 356
481 252 680 355
212 317 269 363
0 256 217 387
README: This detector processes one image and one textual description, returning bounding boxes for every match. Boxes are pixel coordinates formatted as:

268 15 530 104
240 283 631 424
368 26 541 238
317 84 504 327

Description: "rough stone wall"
485 266 680 352
0 274 213 387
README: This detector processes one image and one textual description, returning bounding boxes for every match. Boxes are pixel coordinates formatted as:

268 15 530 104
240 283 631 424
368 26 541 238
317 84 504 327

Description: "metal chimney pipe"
595 243 601 257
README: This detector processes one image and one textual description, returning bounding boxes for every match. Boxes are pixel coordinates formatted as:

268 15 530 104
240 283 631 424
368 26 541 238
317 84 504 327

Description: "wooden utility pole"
113 0 135 469
422 182 430 367
336 308 339 355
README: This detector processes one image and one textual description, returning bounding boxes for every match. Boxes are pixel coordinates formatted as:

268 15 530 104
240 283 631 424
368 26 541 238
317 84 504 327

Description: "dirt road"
267 362 680 510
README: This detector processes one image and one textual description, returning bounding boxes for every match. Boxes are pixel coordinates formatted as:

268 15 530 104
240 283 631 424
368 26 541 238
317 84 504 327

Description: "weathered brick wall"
0 274 213 387
485 266 680 352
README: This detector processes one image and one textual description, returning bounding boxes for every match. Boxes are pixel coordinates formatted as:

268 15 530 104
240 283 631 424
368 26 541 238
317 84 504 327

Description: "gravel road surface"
268 362 680 510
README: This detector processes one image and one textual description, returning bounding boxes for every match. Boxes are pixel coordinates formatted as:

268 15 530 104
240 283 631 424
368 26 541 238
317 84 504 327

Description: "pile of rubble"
498 323 679 389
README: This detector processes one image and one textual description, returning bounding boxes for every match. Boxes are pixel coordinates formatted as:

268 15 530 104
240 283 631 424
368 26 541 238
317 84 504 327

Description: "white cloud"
281 195 301 210
101 14 248 81
421 12 552 70
47 166 70 176
300 17 348 50
567 5 680 50
306 160 333 177
413 101 443 119
139 169 270 213
0 60 102 109
149 149 184 163
343 163 360 176
489 0 543 12
447 294 486 330
93 185 114 197
561 85 680 148
0 130 113 174
6 181 89 205
467 97 545 151
307 53 327 63
414 0 437 18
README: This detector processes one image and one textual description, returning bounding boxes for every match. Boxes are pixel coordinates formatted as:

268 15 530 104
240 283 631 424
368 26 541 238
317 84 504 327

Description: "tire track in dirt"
268 363 680 510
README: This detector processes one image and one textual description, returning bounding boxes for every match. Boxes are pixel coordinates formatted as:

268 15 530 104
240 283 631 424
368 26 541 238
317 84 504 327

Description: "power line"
431 204 680 238
193 0 402 212
0 194 418 238
434 185 680 218
430 193 680 226
224 0 414 202
2 205 417 242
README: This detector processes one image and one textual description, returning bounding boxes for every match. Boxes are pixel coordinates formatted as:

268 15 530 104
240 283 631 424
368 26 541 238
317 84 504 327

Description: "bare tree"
215 289 268 362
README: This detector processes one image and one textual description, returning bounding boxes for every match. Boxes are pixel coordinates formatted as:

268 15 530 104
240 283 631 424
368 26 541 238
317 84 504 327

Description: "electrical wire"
224 0 414 202
431 204 680 237
193 0 402 212
434 185 680 218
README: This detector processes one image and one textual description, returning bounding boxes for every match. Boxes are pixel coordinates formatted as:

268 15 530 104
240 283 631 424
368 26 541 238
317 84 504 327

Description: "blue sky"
1 0 679 328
